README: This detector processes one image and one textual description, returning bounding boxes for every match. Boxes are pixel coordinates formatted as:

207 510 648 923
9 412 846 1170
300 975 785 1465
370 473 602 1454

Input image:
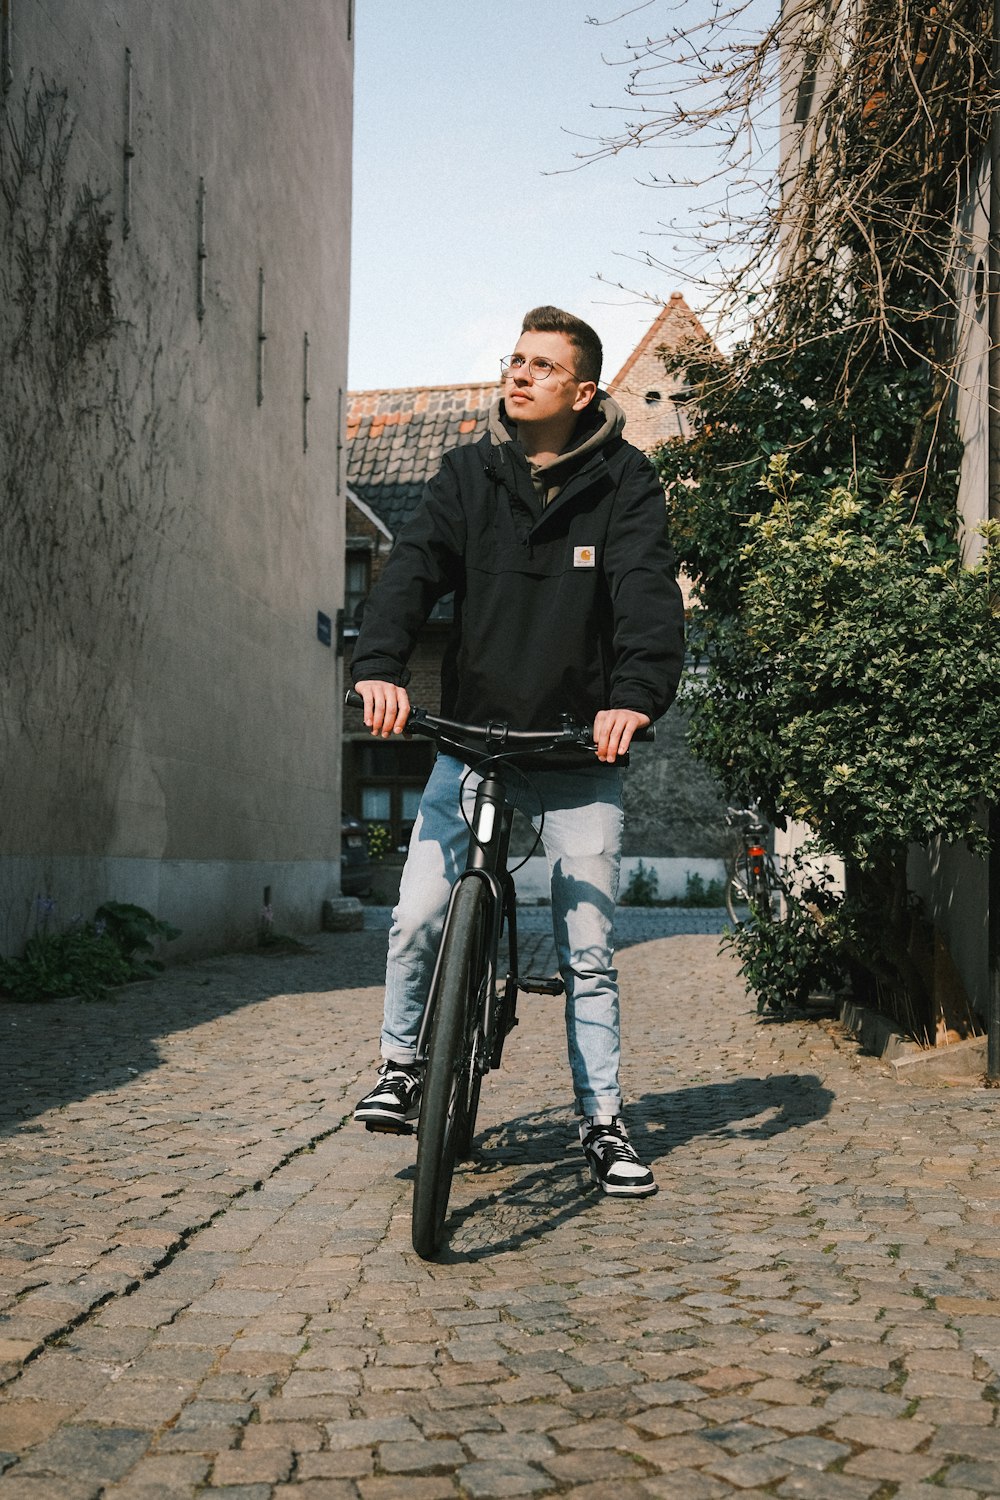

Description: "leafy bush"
0 901 180 1002
620 861 659 906
724 857 846 1013
725 890 845 1015
672 871 726 908
655 322 1000 1026
619 867 726 907
94 902 180 976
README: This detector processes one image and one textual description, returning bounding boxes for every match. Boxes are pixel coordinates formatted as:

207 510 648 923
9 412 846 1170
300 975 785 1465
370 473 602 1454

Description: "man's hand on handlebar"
354 680 411 738
593 708 651 764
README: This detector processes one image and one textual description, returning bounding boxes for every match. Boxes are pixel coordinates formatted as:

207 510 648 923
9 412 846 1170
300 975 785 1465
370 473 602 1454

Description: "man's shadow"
431 1070 834 1262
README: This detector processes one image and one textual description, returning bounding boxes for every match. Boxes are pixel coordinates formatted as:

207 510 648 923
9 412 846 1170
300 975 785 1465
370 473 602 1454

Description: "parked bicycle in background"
724 802 784 926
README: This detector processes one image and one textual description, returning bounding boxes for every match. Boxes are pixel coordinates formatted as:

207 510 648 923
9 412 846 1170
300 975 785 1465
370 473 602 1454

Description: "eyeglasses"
500 353 579 383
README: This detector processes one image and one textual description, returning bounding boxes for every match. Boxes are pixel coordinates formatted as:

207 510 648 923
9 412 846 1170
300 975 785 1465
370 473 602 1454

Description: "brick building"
606 292 710 451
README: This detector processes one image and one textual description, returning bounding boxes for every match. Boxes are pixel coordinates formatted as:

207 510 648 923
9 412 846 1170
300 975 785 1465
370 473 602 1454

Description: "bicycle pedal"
518 975 565 997
364 1120 414 1136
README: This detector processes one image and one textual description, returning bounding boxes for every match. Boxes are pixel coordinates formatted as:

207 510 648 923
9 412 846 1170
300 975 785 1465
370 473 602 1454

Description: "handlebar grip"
345 689 364 709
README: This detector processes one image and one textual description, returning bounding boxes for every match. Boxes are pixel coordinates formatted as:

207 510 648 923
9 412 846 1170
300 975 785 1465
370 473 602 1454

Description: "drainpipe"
987 1 1000 1080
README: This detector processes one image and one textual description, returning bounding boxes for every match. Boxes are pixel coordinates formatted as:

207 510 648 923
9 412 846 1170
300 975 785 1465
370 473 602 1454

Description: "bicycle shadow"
434 1071 834 1262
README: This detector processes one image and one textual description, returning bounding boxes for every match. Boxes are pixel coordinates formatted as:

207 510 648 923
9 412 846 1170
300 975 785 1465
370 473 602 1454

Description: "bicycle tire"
412 879 487 1259
725 857 750 925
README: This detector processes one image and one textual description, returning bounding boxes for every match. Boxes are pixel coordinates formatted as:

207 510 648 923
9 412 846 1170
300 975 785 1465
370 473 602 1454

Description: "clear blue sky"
348 2 746 393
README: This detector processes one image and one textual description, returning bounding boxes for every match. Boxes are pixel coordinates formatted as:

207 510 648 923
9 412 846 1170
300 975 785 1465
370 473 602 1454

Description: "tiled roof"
347 382 500 539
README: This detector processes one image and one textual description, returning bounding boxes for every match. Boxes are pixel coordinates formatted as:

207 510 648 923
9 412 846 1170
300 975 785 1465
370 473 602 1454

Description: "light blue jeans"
380 753 625 1118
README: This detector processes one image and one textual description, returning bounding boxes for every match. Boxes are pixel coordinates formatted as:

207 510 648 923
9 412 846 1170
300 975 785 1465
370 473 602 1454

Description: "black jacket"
351 396 685 732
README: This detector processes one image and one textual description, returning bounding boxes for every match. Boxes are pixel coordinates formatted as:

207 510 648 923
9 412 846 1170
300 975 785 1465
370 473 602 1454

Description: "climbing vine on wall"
0 79 185 854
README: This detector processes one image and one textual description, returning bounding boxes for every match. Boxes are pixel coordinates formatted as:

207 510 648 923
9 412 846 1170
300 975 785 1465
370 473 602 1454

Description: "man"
351 306 685 1196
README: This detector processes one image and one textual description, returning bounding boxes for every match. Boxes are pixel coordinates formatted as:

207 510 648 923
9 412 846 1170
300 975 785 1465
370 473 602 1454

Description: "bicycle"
724 802 783 925
345 688 651 1259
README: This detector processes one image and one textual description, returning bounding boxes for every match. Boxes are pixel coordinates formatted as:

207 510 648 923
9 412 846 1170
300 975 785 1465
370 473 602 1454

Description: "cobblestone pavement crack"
2 922 1000 1499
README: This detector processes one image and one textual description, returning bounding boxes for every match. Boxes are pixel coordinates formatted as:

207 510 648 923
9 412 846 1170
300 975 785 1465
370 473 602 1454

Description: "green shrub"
619 861 659 906
0 900 180 1002
94 902 180 976
670 871 726 908
725 877 845 1014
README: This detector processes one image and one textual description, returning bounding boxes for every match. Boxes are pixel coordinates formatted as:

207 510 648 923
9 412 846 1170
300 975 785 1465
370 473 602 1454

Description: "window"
349 739 435 852
345 549 371 633
361 786 392 822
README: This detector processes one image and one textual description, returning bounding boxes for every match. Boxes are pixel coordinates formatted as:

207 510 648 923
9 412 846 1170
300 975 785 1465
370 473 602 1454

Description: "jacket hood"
488 390 626 487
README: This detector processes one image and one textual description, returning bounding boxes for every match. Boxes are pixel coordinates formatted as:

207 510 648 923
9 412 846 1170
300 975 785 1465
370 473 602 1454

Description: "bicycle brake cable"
456 748 551 875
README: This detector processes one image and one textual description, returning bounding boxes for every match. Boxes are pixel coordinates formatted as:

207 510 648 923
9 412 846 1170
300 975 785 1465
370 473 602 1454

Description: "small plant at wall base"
366 824 393 862
725 865 846 1016
620 861 659 907
0 900 180 1002
619 867 726 908
669 872 726 908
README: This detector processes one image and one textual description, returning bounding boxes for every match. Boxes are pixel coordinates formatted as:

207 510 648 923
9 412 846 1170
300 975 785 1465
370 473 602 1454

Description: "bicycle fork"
413 768 562 1075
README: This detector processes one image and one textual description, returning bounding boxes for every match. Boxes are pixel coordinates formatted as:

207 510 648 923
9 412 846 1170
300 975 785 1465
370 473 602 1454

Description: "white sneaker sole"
586 1160 658 1197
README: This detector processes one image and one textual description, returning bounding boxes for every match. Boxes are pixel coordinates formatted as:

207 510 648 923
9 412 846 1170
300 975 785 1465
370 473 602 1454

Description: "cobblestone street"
2 917 1000 1499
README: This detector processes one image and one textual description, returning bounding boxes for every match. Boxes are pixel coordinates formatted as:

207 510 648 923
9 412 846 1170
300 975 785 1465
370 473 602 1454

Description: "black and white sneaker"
354 1061 422 1133
580 1115 657 1197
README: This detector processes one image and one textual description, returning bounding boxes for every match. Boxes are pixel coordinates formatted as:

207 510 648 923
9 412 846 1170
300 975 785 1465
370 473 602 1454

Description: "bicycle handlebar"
344 690 654 753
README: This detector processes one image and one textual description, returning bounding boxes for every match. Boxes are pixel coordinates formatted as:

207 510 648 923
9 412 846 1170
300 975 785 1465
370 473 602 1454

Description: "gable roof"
607 291 713 393
346 381 499 539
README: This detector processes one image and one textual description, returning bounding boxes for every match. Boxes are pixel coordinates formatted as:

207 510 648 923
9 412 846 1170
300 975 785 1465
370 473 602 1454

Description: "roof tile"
347 381 499 537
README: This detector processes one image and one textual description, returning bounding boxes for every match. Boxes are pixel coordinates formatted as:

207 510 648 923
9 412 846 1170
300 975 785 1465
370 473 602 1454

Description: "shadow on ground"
436 1072 834 1261
0 931 387 1129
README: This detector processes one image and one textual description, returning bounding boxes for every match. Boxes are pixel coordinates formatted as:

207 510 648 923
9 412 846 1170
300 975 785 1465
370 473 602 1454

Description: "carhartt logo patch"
573 546 596 568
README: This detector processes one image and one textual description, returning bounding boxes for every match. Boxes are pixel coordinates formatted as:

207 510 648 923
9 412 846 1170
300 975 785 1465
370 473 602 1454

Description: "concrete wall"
1 1 353 957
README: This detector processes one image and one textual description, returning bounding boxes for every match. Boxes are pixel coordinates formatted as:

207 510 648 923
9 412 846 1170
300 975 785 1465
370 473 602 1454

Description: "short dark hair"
521 305 603 385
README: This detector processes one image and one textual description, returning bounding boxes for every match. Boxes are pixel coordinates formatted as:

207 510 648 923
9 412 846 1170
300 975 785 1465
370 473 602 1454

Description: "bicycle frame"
414 764 519 1072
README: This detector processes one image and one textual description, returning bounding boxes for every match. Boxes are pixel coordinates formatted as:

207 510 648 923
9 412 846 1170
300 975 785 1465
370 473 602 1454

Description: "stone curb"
839 997 989 1084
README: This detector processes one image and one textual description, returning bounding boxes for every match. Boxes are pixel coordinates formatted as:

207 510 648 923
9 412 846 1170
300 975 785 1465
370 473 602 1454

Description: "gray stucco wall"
1 1 353 956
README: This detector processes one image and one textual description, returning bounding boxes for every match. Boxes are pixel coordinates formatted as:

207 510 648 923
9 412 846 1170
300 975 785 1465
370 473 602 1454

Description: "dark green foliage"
0 926 133 1003
620 861 660 906
0 902 180 1002
726 887 845 1015
655 324 1000 1022
619 867 726 908
94 902 181 976
675 872 725 908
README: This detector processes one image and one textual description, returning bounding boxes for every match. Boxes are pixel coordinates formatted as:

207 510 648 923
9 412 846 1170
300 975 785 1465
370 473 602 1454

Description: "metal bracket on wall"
337 386 344 496
123 48 135 240
256 268 266 406
303 333 311 453
1 0 13 98
196 178 207 322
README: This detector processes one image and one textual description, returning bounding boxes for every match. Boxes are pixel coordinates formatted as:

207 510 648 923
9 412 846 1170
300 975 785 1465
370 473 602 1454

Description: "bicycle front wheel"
412 879 487 1259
